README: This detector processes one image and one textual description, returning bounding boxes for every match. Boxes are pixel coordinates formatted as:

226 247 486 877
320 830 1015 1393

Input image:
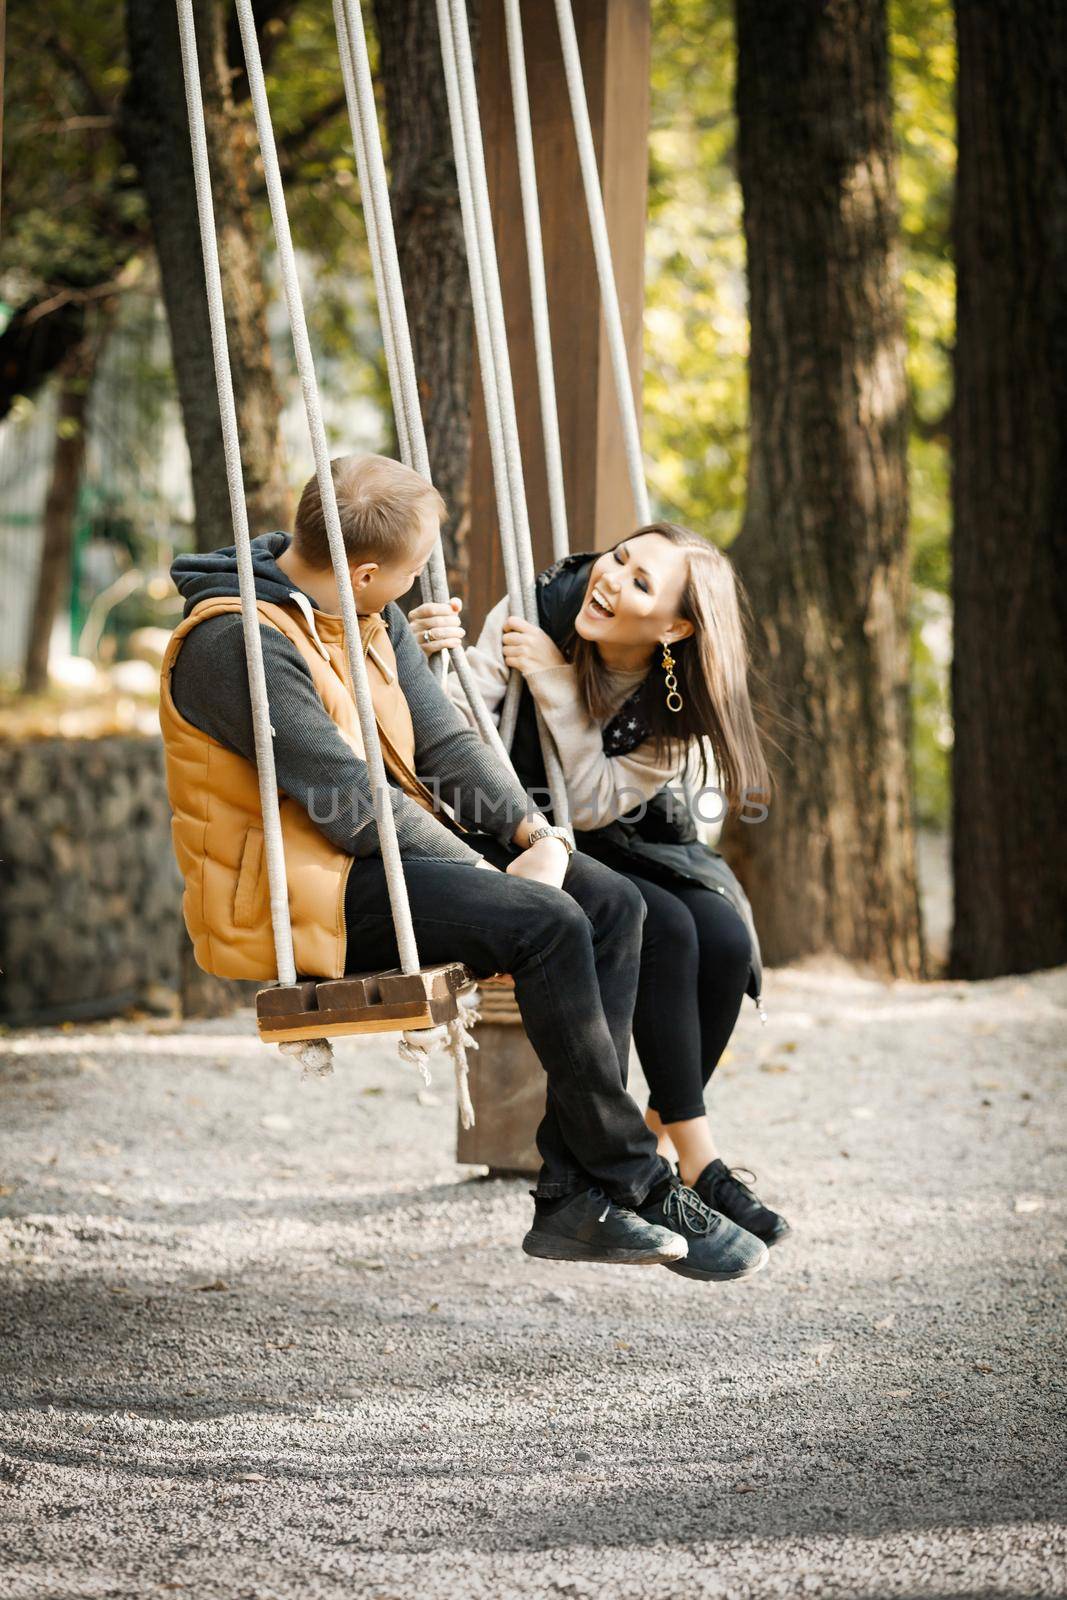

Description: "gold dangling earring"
661 641 684 713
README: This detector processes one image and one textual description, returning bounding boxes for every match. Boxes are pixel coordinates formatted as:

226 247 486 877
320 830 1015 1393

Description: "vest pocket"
233 826 265 928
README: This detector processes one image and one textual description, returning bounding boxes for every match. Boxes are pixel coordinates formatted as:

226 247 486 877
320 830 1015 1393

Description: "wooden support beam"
467 0 651 632
459 8 650 1172
456 1021 544 1175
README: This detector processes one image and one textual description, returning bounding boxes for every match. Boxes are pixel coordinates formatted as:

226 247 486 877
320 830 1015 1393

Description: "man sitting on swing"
160 452 767 1284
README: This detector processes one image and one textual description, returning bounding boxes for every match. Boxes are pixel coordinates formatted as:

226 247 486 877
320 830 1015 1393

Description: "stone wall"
0 735 184 1024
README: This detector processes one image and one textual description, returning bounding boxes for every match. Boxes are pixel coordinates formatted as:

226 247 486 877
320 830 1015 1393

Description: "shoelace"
714 1167 759 1204
664 1183 719 1236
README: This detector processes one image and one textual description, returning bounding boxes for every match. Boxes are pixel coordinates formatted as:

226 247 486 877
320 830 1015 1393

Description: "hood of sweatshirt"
170 531 398 679
171 532 303 616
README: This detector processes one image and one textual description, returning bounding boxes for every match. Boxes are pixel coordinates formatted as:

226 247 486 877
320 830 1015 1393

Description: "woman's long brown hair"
568 523 771 817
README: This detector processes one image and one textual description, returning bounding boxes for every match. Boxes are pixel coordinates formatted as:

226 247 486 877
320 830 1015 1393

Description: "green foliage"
891 0 955 604
1 3 387 429
1 2 144 296
647 0 956 825
891 0 956 822
256 11 391 440
911 591 953 828
646 0 744 546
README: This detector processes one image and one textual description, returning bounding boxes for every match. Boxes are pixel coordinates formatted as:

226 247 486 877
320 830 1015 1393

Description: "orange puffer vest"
159 596 436 982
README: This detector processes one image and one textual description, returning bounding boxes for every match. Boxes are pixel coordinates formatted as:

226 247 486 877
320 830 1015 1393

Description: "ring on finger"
423 628 435 642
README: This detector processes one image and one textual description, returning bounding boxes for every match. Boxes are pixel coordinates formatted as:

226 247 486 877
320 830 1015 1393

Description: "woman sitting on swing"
411 522 791 1247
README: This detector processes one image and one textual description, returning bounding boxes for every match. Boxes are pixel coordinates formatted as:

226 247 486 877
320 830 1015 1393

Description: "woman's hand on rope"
501 615 567 676
506 837 569 891
409 597 465 657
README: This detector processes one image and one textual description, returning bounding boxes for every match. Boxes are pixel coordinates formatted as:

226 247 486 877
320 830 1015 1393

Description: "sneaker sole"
522 1231 688 1266
664 1248 769 1283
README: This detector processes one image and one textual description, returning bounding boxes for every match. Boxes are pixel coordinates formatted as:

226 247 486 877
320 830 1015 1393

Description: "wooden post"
459 2 650 1174
467 0 651 632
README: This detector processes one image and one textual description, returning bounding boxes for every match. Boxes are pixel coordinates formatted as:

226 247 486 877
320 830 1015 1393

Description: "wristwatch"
526 824 574 857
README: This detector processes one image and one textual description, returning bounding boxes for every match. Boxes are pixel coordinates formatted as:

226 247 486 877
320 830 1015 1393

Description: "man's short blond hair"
293 453 446 569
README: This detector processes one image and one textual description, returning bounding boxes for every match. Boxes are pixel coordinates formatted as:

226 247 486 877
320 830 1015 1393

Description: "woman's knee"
607 872 646 934
696 904 752 980
641 886 700 972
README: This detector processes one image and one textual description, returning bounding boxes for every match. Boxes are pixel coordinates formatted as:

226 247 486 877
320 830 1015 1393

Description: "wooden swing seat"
256 962 472 1044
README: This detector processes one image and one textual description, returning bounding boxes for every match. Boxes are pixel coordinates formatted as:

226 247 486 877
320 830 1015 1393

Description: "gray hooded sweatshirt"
168 533 529 867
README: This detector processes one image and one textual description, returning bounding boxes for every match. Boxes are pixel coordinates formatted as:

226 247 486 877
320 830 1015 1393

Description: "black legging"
616 865 753 1123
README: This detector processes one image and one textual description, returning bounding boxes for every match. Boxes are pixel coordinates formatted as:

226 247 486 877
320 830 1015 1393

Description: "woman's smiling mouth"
586 585 616 619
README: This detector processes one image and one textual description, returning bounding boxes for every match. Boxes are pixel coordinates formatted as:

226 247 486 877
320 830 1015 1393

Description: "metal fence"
0 288 194 679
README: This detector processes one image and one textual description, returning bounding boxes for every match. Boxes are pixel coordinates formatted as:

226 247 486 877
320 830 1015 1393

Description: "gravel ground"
1 960 1065 1599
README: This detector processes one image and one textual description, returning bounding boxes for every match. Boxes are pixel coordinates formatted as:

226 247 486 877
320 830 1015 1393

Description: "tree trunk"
729 0 921 977
0 0 6 236
372 0 478 591
951 2 1067 978
22 349 95 693
124 0 290 551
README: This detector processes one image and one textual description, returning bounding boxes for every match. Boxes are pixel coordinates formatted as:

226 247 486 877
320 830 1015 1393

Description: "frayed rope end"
278 1036 335 1079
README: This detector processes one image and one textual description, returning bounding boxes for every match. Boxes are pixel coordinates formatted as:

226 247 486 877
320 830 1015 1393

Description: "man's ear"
664 618 695 645
350 560 380 591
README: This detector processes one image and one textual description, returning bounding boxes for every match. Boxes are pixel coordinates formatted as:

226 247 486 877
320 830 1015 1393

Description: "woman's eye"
635 577 650 594
613 549 625 565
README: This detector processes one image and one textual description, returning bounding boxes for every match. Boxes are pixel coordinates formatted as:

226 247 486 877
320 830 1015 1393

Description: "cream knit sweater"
447 597 685 831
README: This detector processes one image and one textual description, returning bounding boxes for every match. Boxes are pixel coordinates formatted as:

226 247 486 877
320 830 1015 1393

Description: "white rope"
432 0 527 749
397 1011 476 1129
437 0 573 828
398 1028 438 1085
339 0 515 745
334 0 429 642
337 0 427 486
503 0 569 563
553 0 651 526
332 0 412 474
234 0 421 975
449 1011 477 1129
175 0 296 990
336 3 461 627
337 0 499 732
279 1037 335 1079
333 0 527 769
443 0 537 604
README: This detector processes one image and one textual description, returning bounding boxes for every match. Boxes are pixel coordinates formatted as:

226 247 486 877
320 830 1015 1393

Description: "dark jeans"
343 834 670 1208
620 867 752 1123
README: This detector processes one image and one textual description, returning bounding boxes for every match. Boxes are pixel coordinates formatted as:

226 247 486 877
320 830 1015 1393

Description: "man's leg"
526 852 650 1195
343 853 669 1209
463 840 648 1191
552 852 647 1084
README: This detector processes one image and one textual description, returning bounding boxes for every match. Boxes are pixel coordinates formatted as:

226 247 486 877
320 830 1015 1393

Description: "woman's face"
574 532 694 651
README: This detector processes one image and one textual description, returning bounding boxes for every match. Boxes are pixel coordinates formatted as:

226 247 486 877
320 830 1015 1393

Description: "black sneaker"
692 1159 792 1247
522 1188 689 1267
639 1180 769 1281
